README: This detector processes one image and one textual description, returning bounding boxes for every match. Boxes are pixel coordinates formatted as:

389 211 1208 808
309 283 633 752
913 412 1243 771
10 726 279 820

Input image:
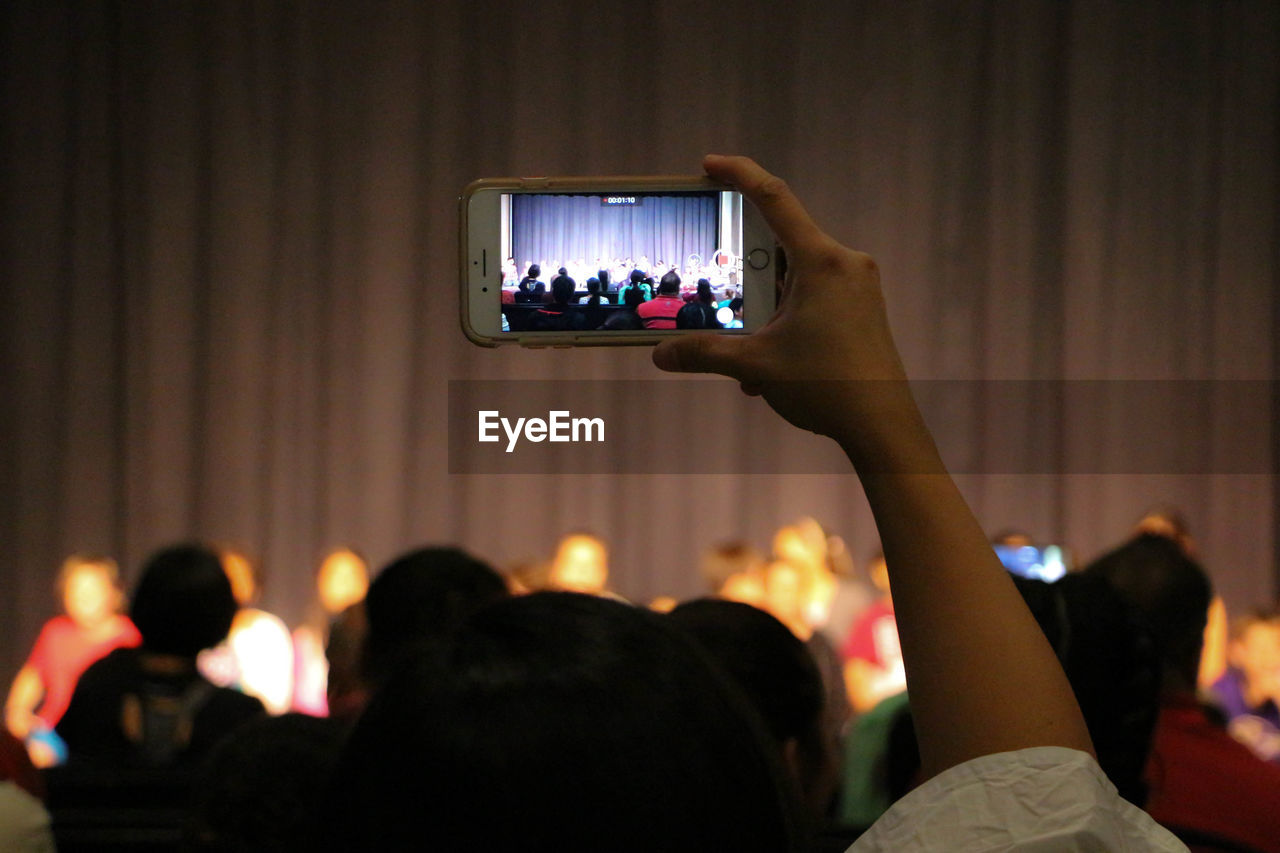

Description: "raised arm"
654 155 1092 778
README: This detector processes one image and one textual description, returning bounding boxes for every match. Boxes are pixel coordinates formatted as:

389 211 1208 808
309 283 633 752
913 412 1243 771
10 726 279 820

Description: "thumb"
652 333 750 380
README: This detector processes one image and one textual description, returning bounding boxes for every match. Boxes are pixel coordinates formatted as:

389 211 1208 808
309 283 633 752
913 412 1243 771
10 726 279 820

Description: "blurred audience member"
547 532 613 597
774 518 874 651
667 598 839 834
323 592 795 851
5 554 140 767
185 713 345 851
292 547 370 717
56 544 264 767
1210 609 1280 762
323 601 368 724
701 541 768 608
822 532 875 647
1131 506 1228 689
198 548 294 715
765 558 849 747
764 559 811 640
361 546 508 690
1087 533 1280 852
841 552 905 714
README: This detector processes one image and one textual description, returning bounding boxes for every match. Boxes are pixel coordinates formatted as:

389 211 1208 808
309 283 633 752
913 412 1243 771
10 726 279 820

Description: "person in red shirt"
1087 534 1280 852
841 552 905 713
4 554 141 766
636 271 685 329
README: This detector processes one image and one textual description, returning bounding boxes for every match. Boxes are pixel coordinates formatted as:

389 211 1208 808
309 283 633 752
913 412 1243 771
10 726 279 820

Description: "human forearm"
657 155 1094 779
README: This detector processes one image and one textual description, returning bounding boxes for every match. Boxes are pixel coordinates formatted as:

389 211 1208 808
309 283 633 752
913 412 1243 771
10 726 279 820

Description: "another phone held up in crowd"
460 176 780 347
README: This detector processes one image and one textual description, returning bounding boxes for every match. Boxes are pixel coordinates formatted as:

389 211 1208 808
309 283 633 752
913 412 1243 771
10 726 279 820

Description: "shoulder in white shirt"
849 746 1187 852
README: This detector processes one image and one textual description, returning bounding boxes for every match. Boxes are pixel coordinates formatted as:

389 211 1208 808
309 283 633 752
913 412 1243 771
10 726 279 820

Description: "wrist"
825 384 946 475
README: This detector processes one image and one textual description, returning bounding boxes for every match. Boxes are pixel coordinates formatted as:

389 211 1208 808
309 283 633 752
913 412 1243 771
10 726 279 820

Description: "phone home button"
746 248 770 270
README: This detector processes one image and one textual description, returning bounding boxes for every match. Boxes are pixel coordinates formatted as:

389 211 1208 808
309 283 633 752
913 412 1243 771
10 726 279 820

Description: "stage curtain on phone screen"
0 1 1276 682
510 194 717 272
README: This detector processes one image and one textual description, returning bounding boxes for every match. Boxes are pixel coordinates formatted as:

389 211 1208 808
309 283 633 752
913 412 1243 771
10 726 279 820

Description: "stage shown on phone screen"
498 191 747 333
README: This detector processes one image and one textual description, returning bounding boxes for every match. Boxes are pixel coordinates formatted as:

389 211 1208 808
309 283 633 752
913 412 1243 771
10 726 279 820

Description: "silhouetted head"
326 593 794 851
658 271 681 295
1083 533 1211 692
675 302 717 329
667 598 835 821
189 714 346 851
551 275 576 304
1011 573 1161 806
362 546 508 685
131 544 238 657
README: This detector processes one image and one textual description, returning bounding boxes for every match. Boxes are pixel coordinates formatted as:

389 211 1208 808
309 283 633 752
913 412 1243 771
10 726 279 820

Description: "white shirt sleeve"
848 746 1188 852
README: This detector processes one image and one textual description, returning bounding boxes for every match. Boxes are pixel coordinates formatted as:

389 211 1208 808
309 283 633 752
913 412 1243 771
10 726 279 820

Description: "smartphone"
459 176 780 346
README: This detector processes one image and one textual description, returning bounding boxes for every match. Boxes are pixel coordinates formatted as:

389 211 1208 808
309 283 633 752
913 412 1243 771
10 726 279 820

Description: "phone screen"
994 545 1069 582
497 190 747 334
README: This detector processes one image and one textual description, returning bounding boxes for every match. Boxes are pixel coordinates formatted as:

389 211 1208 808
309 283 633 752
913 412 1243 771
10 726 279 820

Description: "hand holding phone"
653 155 911 447
459 175 779 346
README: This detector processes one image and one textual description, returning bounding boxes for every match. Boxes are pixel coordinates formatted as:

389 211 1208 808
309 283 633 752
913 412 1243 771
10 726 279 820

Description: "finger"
652 333 751 380
703 155 826 253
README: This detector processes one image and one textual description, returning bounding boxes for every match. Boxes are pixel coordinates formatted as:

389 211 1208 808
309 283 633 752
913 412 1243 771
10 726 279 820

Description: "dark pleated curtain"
1 0 1277 679
510 193 718 273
